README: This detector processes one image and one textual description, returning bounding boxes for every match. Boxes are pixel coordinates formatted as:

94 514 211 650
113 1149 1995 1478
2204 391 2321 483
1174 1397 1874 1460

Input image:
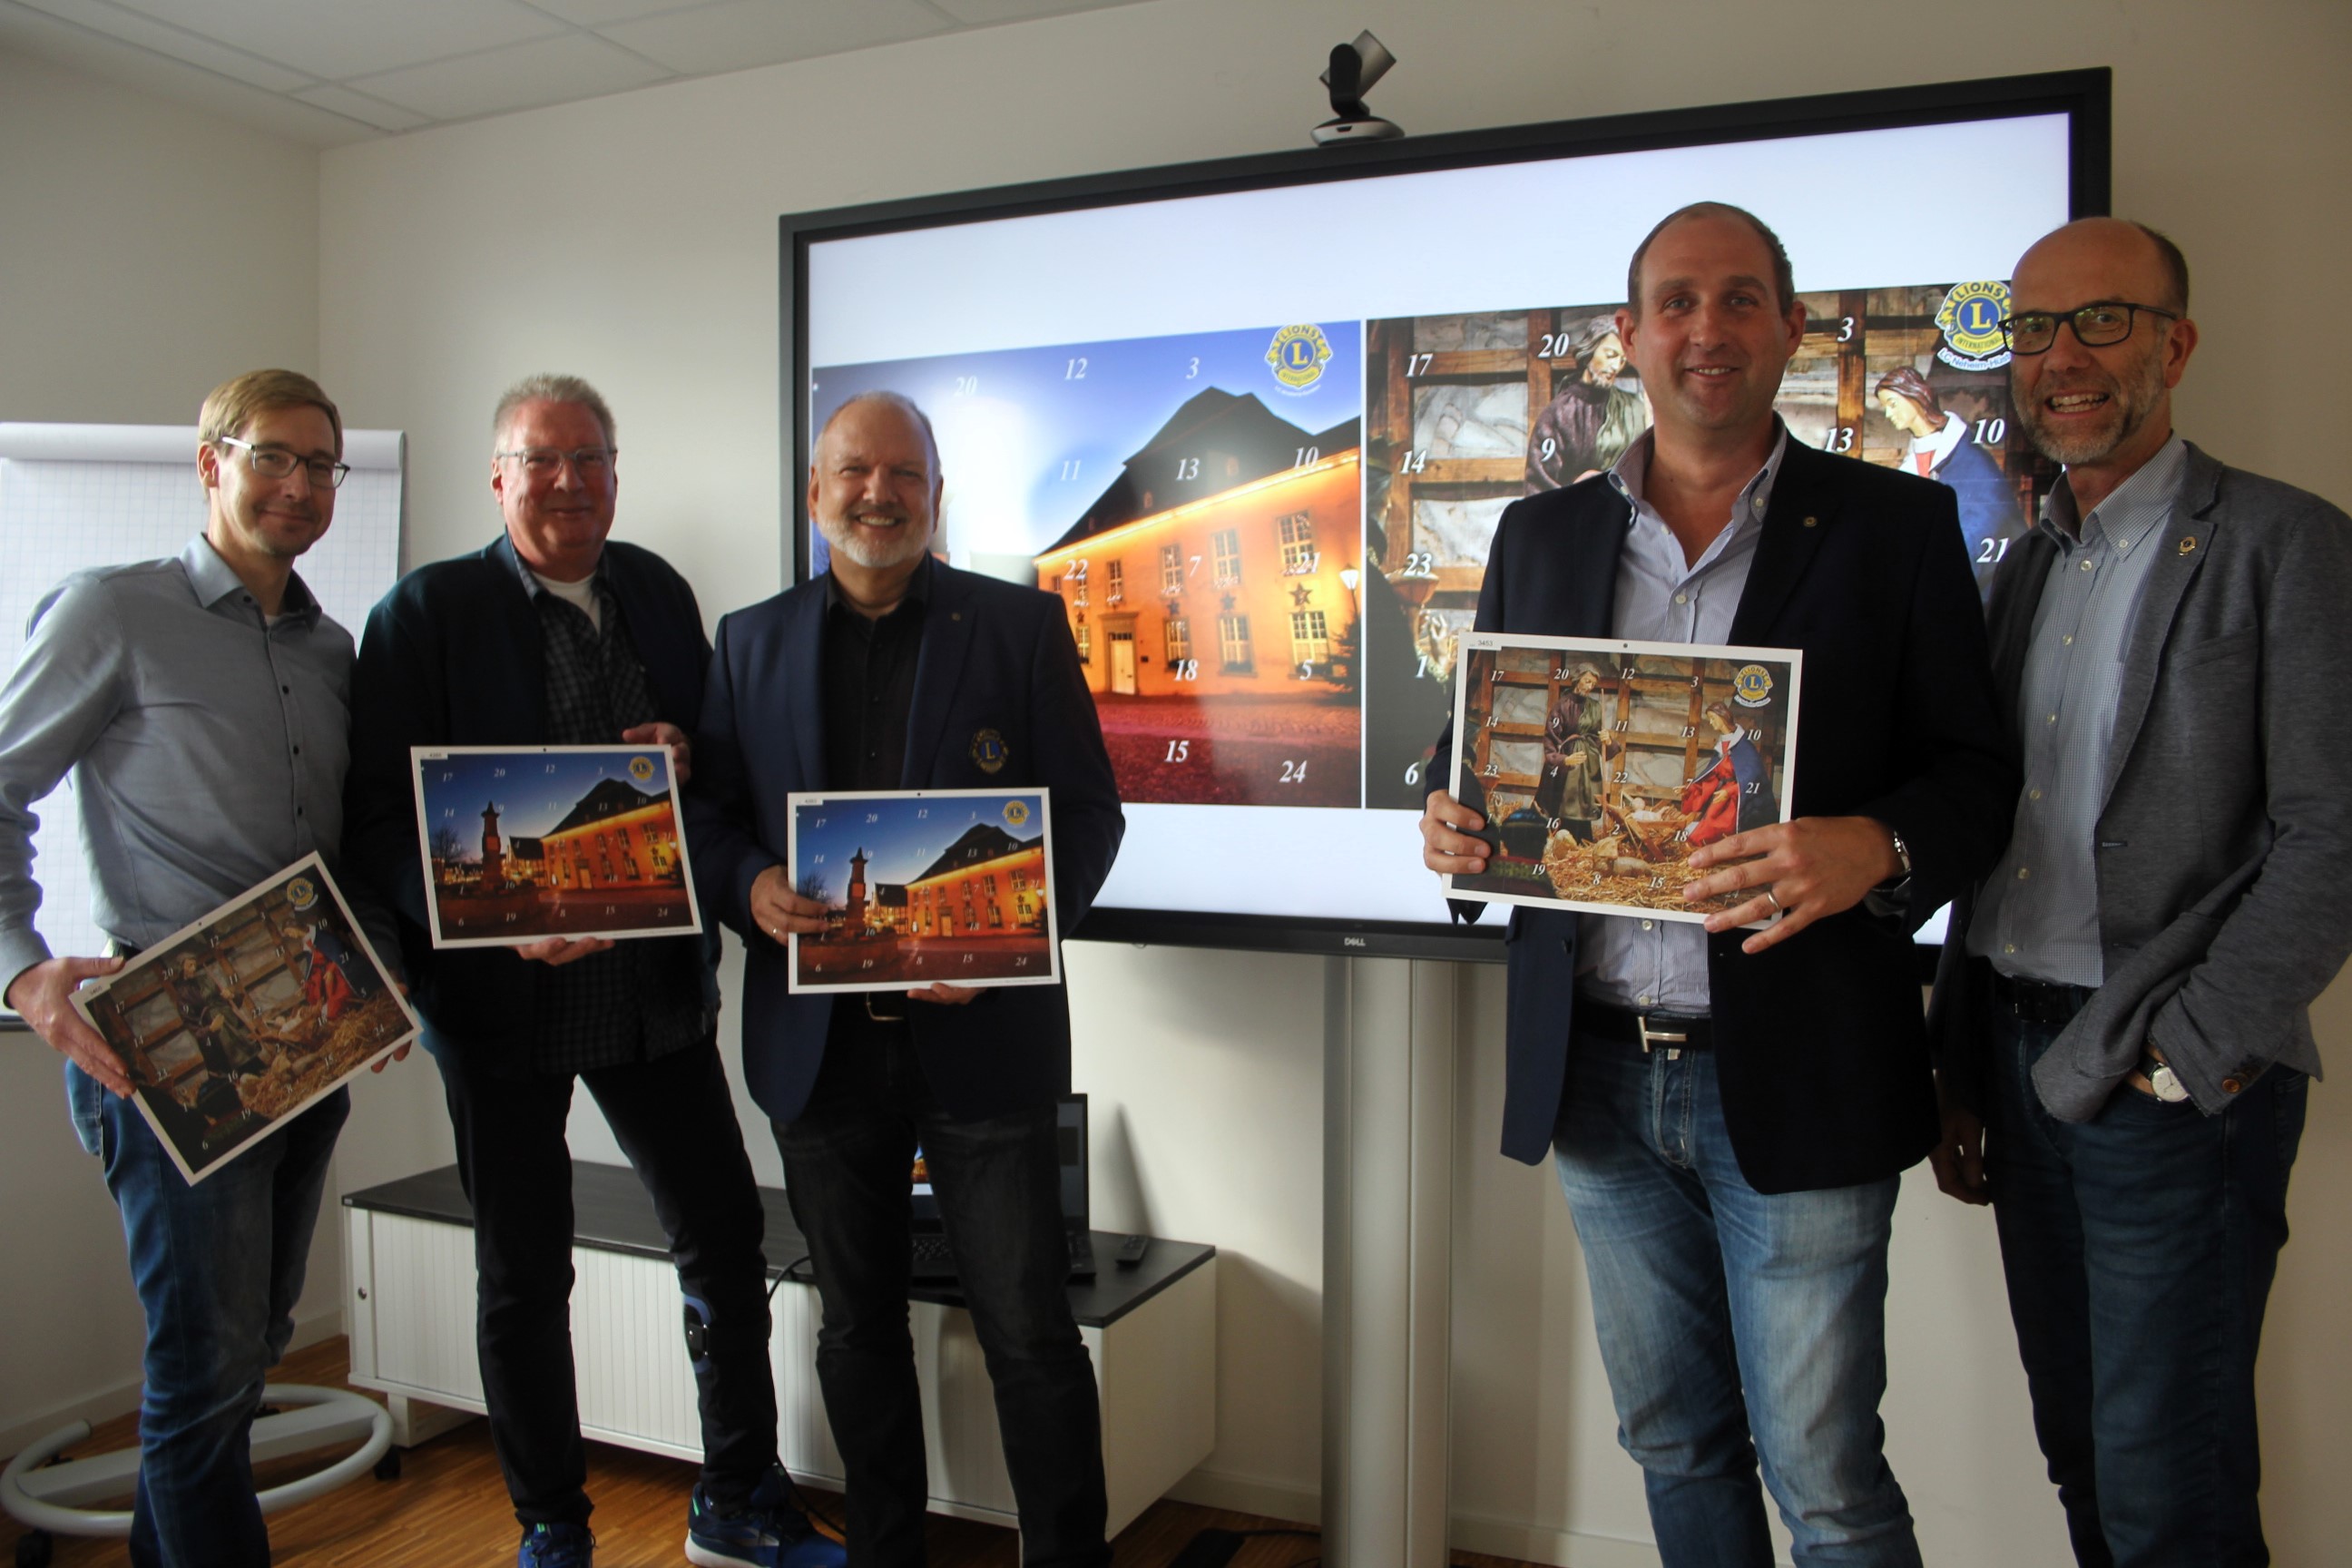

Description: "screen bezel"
779 69 2111 964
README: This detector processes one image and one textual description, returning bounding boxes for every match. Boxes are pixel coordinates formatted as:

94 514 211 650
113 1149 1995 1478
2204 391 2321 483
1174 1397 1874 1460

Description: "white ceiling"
0 0 1160 145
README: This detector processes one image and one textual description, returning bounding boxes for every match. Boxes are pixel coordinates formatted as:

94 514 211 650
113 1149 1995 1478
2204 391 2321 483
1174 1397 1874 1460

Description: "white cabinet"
343 1165 1216 1536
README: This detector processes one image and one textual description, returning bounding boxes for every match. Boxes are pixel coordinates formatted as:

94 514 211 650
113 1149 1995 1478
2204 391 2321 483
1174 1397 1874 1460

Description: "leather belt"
1577 997 1713 1054
1988 967 2096 1026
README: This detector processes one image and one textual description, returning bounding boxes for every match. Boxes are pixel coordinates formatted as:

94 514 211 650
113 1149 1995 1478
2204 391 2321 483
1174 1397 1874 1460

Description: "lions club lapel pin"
971 728 1009 774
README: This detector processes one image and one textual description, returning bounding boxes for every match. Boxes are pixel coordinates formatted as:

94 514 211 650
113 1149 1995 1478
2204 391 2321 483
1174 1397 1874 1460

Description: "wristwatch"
1871 824 1914 896
2139 1054 2190 1102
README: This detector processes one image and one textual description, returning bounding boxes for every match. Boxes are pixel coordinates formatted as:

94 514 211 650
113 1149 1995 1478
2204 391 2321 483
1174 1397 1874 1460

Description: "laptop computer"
908 1093 1096 1281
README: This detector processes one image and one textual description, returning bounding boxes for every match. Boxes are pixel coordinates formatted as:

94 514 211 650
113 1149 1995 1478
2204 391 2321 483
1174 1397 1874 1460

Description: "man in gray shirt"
0 368 387 1568
1929 218 2352 1565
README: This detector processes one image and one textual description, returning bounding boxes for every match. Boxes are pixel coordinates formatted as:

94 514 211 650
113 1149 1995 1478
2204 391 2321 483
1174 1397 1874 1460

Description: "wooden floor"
1 1338 1544 1567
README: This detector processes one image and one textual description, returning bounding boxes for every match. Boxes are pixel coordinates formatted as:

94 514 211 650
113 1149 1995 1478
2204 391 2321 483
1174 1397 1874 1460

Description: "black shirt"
819 557 930 1034
821 559 929 792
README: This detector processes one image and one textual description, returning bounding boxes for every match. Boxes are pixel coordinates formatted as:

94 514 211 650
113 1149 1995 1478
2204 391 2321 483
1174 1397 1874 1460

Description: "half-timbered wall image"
1361 280 2043 812
1460 650 1788 835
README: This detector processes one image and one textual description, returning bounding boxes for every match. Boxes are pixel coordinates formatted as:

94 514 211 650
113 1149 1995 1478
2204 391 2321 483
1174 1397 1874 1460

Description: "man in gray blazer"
1928 217 2352 1566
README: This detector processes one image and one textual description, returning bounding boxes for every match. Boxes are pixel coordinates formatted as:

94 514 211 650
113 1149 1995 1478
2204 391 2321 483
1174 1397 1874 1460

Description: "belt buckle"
1635 1013 1687 1060
866 994 907 1024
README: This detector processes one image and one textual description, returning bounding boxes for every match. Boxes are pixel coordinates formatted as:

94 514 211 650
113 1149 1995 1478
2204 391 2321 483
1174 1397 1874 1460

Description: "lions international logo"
1004 799 1031 828
628 754 656 782
1265 324 1334 394
971 728 1009 775
286 875 319 910
1935 280 2012 370
1731 664 1776 709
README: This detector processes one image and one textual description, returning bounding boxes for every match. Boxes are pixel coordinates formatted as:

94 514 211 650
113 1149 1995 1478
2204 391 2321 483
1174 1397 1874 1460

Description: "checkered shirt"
527 573 708 1074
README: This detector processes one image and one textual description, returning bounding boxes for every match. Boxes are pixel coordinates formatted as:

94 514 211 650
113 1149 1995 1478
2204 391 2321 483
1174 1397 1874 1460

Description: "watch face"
2149 1063 2190 1102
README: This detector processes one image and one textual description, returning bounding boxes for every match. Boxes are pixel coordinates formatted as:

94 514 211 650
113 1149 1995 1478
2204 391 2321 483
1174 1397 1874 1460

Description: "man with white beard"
686 390 1125 1568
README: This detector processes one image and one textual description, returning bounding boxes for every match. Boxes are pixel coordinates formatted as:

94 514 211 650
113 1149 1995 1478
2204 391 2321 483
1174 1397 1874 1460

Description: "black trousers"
774 1027 1109 1567
437 1036 778 1528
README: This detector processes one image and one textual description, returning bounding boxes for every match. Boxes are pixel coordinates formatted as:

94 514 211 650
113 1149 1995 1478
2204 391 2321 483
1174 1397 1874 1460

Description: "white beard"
819 513 933 570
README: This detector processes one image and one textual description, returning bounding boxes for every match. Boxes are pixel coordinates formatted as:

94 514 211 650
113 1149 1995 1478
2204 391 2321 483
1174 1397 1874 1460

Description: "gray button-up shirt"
1968 435 2190 985
1578 426 1786 1013
0 535 354 989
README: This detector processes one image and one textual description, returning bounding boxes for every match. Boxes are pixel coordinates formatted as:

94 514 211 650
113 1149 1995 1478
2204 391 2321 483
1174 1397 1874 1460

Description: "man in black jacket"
1421 206 2015 1567
344 375 842 1568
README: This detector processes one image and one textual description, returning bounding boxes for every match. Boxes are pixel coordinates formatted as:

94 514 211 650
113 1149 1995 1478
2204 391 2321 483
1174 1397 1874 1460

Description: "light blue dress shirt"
1967 436 2189 986
1578 426 1787 1013
0 535 355 990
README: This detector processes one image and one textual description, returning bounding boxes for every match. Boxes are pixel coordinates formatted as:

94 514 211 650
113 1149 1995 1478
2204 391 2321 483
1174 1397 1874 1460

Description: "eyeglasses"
1997 300 2180 357
215 436 350 489
496 446 616 479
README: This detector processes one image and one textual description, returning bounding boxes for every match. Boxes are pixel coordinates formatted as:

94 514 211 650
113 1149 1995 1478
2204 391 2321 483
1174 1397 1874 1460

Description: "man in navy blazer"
345 376 838 1568
1421 206 2015 1566
686 391 1123 1567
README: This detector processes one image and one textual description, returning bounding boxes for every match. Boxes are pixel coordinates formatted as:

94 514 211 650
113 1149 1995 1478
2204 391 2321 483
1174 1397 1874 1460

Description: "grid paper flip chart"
0 423 405 1004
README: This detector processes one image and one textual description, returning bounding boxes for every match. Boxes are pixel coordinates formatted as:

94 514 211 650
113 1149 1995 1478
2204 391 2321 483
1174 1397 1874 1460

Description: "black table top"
345 1161 1215 1328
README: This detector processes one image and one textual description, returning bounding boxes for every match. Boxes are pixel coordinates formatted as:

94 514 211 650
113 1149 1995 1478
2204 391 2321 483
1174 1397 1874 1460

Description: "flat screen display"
785 72 2107 957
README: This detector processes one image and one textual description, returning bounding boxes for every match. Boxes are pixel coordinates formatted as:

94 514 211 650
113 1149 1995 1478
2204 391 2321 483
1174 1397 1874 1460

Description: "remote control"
1114 1233 1152 1268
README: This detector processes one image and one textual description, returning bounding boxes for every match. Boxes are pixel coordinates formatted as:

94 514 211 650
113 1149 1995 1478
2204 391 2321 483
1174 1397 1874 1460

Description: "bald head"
2014 218 2189 316
2007 217 2200 508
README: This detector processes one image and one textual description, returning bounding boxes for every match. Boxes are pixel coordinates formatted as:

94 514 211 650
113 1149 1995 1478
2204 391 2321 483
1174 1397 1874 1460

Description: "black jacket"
1435 441 2018 1192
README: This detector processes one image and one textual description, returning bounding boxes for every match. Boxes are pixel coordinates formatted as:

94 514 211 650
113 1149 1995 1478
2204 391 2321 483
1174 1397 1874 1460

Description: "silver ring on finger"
1762 887 1783 916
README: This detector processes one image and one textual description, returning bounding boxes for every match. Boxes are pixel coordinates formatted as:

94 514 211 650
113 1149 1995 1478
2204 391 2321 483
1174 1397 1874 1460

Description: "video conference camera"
1313 31 1402 146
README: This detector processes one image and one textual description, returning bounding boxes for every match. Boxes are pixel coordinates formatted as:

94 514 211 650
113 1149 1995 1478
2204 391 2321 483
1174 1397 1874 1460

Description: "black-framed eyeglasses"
215 436 350 489
1997 300 2180 357
495 446 616 479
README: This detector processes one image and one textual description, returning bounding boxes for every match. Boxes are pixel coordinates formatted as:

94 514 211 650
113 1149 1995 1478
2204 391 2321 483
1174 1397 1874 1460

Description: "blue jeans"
773 1027 1107 1568
1552 1028 1920 1568
72 1062 348 1568
1984 1003 2304 1567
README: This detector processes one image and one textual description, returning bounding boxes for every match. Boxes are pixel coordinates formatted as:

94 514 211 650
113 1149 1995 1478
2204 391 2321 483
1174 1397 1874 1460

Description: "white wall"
5 0 2347 1559
0 46 334 1455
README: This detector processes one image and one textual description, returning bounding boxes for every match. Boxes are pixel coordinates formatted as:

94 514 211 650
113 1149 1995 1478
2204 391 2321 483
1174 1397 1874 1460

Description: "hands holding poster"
72 854 417 1184
786 789 1059 994
1441 632 1801 928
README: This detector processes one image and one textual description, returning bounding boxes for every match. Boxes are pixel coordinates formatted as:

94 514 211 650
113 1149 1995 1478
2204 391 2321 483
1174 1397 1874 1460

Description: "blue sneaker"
519 1521 594 1566
685 1466 847 1567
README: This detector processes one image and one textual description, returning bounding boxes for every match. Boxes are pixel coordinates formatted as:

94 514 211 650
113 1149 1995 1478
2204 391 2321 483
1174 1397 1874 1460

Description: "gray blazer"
1930 442 2352 1121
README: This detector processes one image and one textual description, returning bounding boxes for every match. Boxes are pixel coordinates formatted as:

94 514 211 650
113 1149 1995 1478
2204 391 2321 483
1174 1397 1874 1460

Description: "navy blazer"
1435 440 2018 1192
685 559 1124 1126
342 535 718 1062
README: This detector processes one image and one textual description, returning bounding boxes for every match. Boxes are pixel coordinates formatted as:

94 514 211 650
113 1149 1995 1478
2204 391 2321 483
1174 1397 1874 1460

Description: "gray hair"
817 390 940 476
493 373 616 451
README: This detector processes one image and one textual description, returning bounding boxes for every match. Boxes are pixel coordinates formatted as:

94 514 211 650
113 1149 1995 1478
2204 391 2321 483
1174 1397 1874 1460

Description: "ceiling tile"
348 30 671 122
0 1 379 143
291 81 430 132
926 0 1145 23
96 0 567 81
597 0 952 76
14 0 317 89
520 0 703 26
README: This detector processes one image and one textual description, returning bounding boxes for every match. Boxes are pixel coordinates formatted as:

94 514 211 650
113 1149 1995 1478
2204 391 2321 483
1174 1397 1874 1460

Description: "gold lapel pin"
1802 515 1818 528
2178 536 2197 555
